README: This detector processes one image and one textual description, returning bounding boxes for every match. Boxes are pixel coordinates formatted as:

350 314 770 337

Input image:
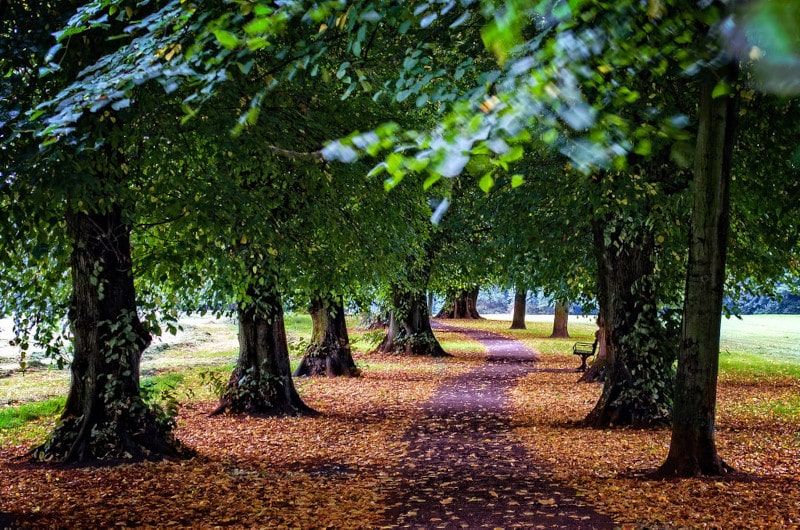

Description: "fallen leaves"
0 350 475 529
1 322 798 529
508 340 800 529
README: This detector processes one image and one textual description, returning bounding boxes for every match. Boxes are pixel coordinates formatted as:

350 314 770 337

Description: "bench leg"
579 355 589 372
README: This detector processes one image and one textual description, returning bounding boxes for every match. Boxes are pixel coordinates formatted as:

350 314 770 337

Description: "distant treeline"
476 288 800 315
476 288 591 316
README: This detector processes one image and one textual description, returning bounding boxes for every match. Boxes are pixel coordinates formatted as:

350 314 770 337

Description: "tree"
294 295 358 377
658 63 738 476
214 279 314 416
378 239 449 357
509 287 527 329
436 286 482 319
1 2 188 462
549 298 570 338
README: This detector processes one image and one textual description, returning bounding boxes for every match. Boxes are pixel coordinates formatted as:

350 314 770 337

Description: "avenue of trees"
2 0 799 480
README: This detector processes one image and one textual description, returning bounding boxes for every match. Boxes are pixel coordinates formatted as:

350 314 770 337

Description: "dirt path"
380 323 616 529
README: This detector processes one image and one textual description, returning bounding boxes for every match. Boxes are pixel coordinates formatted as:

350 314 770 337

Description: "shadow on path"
380 322 616 529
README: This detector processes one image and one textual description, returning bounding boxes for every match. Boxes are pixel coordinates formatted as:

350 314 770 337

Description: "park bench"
572 340 598 371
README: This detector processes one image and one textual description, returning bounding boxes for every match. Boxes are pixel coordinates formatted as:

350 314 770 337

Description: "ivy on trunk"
213 283 315 416
34 207 186 463
583 214 677 428
378 289 448 357
294 296 358 377
436 286 481 319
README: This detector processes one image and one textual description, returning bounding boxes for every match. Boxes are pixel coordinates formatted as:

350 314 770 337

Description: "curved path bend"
380 322 616 529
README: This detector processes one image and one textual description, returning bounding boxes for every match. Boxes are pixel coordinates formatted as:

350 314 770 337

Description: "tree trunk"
658 65 738 477
436 286 481 319
510 288 527 329
294 296 358 377
378 289 449 356
583 214 676 428
213 283 315 416
549 299 570 338
33 206 186 463
377 311 400 351
579 314 607 382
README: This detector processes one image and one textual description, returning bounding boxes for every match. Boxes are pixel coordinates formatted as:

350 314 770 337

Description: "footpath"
380 323 617 529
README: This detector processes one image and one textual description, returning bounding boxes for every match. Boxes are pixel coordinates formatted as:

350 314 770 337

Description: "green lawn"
719 314 800 378
1 313 799 443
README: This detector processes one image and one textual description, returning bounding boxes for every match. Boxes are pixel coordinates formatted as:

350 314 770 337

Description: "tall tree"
658 63 739 476
1 1 187 462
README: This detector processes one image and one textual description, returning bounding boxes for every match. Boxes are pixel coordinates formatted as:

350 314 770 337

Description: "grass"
718 314 800 380
0 397 65 431
1 312 798 442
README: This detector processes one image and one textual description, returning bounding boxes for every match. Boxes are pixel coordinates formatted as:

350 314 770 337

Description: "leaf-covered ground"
1 322 799 528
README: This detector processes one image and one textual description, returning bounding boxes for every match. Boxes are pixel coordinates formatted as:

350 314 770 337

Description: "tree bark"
213 283 315 416
583 214 676 428
294 296 358 377
510 288 527 329
34 206 186 463
378 289 449 356
436 286 482 319
579 314 607 383
658 65 738 477
549 299 570 338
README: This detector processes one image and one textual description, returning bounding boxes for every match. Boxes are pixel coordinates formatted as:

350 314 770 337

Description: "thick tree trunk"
294 296 358 377
510 288 527 329
34 207 186 463
549 299 570 338
378 289 449 356
658 65 738 477
583 214 675 428
213 283 314 416
436 286 481 319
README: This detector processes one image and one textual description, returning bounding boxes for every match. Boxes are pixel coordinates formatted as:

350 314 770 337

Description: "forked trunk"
549 299 570 338
658 65 737 477
436 286 481 319
510 288 527 330
34 206 186 463
213 283 314 416
378 289 448 357
294 296 358 377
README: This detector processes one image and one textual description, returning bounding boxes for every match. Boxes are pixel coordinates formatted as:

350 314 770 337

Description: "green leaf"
478 172 494 193
634 139 652 156
511 174 525 188
502 145 524 163
244 17 270 35
712 80 732 99
542 129 558 144
423 174 441 190
213 29 240 50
